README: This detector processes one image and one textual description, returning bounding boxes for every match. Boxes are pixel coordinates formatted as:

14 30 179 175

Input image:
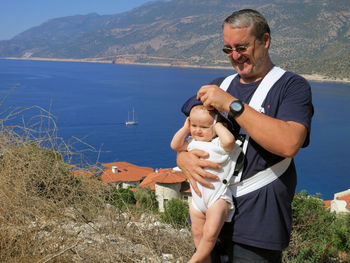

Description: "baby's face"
189 110 215 142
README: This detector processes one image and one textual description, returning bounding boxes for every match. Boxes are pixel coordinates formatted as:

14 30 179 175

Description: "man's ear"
263 33 271 48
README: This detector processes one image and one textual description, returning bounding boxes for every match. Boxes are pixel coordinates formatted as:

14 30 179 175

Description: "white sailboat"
125 108 138 125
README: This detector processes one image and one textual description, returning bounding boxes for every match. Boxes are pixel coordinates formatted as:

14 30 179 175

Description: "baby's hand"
184 117 191 131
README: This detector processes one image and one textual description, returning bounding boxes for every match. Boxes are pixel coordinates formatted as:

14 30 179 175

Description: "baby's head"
189 105 217 142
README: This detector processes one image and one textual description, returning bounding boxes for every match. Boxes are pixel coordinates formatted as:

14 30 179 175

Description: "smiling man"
177 9 314 263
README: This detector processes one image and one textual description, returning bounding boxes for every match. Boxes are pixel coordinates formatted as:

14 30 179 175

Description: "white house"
139 168 191 212
324 188 350 214
100 161 153 188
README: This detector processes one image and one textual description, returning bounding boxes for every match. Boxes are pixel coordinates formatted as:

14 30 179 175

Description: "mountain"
0 0 349 79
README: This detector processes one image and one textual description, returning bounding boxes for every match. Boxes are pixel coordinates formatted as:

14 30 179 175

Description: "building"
324 189 350 214
73 161 192 212
100 161 153 188
139 168 191 212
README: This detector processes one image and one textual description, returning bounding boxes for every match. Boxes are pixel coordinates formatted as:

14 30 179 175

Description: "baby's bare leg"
188 199 230 263
189 204 206 248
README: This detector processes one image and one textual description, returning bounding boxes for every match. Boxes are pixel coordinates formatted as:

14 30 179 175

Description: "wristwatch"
229 100 244 118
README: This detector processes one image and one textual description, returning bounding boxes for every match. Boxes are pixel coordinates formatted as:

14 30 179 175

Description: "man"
177 9 314 262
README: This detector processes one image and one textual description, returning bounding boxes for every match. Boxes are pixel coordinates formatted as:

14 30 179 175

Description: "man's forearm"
234 104 307 157
197 85 307 158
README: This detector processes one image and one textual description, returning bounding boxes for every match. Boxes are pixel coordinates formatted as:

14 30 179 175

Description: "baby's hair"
190 105 217 119
190 105 228 128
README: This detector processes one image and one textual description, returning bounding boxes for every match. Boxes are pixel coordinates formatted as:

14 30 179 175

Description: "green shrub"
160 198 189 228
134 187 158 211
111 187 136 209
331 213 350 252
283 190 337 262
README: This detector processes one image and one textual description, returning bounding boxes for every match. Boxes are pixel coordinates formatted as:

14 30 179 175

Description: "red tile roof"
152 168 187 183
72 162 191 194
139 172 158 190
139 168 188 191
100 161 153 184
324 200 332 209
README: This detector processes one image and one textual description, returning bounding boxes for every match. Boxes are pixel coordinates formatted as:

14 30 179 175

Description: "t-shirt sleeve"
275 74 314 147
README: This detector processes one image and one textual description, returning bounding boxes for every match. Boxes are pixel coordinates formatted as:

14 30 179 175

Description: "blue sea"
0 59 349 200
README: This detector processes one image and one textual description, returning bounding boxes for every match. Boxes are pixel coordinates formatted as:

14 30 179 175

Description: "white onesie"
187 136 241 222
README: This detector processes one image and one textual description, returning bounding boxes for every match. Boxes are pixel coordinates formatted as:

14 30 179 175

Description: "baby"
171 105 241 263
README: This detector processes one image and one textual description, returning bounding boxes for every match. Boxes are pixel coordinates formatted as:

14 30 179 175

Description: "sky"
0 0 155 40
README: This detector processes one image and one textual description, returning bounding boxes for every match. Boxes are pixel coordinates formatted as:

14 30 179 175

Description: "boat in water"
125 108 138 126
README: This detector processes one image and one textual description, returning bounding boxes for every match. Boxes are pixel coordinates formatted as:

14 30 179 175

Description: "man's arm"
234 106 307 157
197 85 307 158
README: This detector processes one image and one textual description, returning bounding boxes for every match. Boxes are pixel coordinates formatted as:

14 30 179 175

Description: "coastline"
299 74 350 84
3 57 350 84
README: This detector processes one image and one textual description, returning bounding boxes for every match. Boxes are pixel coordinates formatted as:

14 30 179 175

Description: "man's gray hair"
223 9 271 41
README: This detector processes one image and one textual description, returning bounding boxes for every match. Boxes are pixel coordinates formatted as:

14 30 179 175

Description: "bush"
283 190 340 262
134 187 158 211
111 187 136 209
331 213 350 252
160 198 189 228
0 142 82 207
0 129 112 262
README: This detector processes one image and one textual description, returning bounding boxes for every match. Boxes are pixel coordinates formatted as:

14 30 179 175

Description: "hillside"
0 0 349 79
0 129 349 262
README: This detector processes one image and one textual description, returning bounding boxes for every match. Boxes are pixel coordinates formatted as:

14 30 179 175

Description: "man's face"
223 24 270 83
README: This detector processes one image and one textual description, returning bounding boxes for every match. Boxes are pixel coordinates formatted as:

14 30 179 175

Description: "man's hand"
197 85 235 112
177 150 221 197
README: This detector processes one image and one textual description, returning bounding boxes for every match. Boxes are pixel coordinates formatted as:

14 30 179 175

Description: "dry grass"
0 105 193 262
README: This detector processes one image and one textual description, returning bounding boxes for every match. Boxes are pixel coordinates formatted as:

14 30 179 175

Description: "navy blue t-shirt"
184 71 313 250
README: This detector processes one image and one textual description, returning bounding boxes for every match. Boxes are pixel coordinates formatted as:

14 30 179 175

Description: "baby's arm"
214 122 235 152
170 117 190 152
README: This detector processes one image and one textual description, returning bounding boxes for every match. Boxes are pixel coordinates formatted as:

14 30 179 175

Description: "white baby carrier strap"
219 73 237 92
219 66 292 197
232 157 291 197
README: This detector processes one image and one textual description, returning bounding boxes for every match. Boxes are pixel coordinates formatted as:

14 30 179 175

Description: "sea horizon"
3 57 350 85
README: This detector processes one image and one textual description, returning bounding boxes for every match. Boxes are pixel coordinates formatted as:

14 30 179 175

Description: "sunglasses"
222 45 249 54
222 39 257 55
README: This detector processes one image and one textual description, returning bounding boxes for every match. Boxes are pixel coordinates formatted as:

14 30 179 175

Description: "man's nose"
229 50 242 61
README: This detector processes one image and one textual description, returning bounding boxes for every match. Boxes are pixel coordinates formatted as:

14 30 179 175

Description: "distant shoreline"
3 57 350 84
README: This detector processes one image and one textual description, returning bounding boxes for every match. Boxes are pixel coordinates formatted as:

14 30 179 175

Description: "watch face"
232 102 243 111
230 100 244 117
